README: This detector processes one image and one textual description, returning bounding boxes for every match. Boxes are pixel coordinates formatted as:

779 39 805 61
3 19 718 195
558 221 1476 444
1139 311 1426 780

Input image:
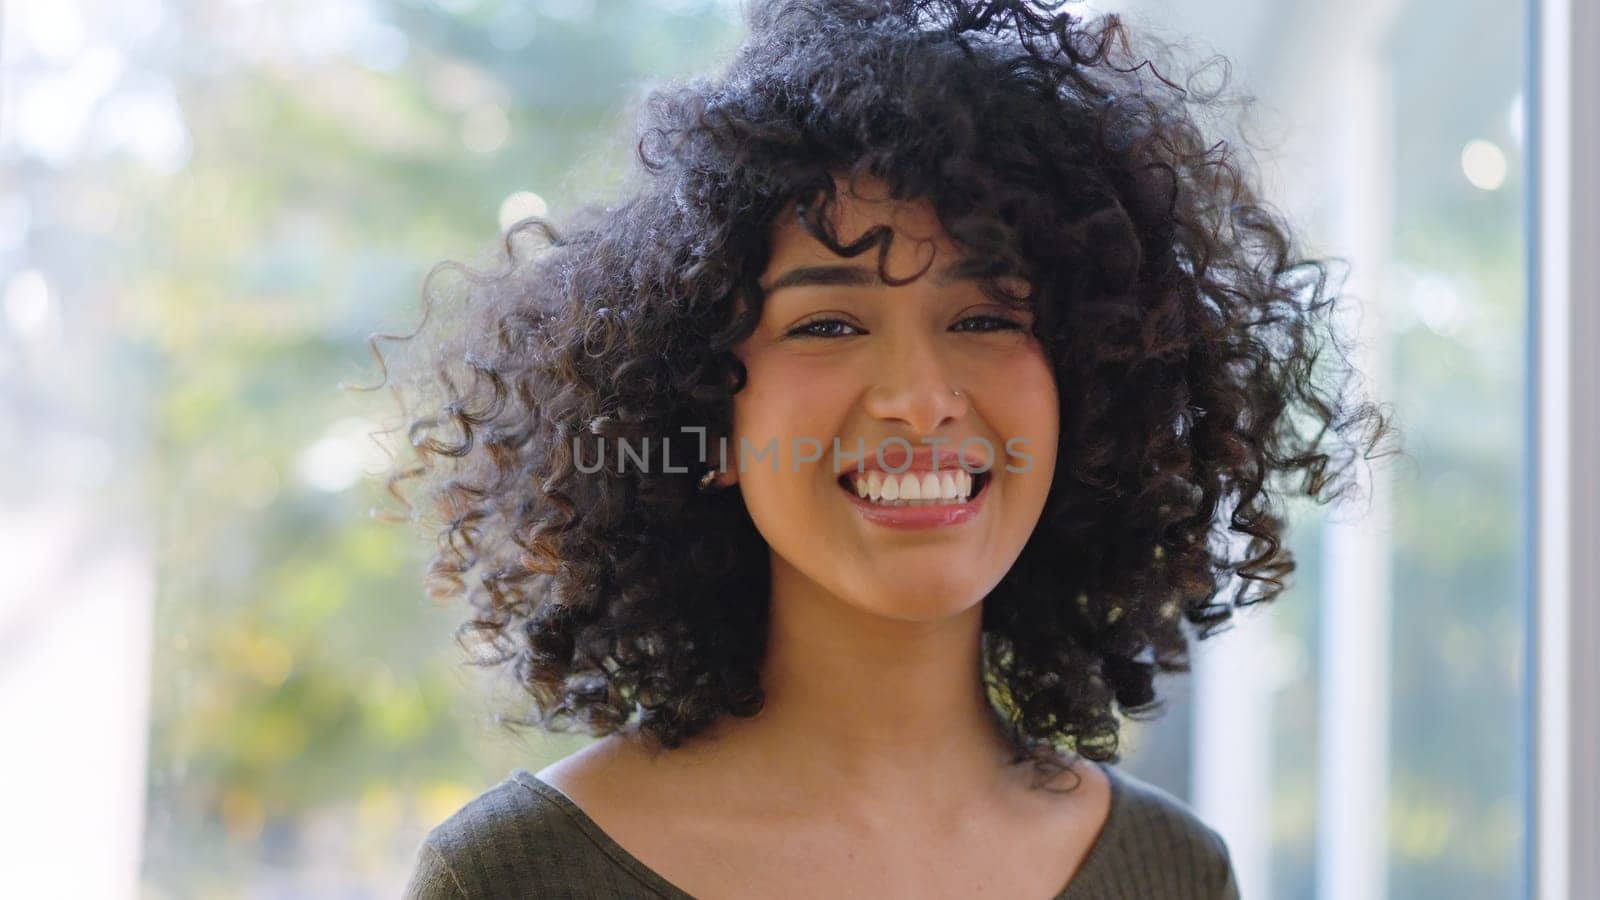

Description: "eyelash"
786 315 1027 339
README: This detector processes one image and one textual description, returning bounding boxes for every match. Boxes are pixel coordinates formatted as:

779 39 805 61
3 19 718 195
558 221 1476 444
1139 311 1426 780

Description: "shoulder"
1086 764 1239 899
401 769 652 900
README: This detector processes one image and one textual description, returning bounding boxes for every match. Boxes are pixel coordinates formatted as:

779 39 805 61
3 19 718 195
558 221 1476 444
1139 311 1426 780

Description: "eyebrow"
760 261 1000 295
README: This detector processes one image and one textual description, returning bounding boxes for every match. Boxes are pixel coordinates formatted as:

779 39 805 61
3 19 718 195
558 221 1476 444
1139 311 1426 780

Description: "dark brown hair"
359 0 1402 775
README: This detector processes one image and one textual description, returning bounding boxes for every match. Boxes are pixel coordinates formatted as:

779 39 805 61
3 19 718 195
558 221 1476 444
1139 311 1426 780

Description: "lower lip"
839 473 988 530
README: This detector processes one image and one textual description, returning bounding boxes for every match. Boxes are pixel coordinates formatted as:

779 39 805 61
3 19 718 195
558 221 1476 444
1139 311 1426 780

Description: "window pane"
1113 1 1530 898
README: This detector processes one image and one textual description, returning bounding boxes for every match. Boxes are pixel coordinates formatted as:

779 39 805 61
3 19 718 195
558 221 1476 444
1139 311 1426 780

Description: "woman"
389 0 1398 896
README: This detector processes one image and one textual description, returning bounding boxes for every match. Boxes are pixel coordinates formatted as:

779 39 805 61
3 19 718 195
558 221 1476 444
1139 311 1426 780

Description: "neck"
698 558 1026 822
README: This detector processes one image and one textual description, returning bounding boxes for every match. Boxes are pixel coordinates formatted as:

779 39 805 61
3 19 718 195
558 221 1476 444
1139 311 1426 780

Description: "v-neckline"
511 760 1126 899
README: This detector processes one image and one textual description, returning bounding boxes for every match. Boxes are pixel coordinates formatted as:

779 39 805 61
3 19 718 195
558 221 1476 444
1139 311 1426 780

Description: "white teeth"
846 469 979 506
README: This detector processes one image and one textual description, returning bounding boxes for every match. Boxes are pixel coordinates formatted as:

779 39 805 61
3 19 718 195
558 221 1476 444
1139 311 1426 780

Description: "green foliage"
134 1 743 894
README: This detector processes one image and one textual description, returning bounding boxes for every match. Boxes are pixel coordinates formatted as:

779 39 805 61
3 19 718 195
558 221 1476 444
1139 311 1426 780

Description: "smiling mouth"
835 469 991 506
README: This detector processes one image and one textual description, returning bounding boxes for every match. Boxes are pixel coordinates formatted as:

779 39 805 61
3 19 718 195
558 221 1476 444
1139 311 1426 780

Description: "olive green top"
403 761 1239 899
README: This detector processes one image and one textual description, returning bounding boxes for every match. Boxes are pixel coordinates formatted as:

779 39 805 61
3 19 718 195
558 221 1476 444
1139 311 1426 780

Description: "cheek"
978 350 1060 463
731 350 855 439
1024 364 1061 447
728 352 845 505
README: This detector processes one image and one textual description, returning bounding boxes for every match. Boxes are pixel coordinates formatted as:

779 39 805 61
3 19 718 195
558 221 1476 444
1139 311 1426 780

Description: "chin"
859 584 985 622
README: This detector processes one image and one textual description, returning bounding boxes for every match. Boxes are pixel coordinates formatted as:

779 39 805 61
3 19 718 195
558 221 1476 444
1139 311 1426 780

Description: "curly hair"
359 0 1401 774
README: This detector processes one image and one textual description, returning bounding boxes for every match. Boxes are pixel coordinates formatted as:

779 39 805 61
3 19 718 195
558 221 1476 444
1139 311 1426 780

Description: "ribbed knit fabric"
404 762 1239 899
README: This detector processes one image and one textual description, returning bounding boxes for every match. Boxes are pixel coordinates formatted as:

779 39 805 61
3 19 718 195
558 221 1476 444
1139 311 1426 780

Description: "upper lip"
837 444 992 476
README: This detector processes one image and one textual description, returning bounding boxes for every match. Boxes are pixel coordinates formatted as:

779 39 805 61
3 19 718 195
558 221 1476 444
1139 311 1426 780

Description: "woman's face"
726 177 1060 622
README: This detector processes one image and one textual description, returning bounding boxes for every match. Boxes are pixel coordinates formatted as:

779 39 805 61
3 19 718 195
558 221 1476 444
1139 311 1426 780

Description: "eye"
952 314 1027 333
783 313 1029 339
785 317 863 339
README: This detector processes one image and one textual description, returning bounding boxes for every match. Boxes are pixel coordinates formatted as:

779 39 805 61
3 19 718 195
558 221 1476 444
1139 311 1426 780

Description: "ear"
698 466 738 493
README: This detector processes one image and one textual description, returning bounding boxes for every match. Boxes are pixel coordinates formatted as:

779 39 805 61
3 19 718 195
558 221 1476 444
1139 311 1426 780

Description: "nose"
860 330 970 434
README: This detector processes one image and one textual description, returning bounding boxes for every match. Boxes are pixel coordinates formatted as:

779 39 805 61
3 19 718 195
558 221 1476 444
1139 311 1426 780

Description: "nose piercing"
952 389 962 398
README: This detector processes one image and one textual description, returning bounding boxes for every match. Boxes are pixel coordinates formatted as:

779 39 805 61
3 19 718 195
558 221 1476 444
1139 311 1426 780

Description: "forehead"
763 176 961 276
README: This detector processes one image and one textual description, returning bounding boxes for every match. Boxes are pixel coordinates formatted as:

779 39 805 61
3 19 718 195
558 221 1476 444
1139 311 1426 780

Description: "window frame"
1530 1 1600 898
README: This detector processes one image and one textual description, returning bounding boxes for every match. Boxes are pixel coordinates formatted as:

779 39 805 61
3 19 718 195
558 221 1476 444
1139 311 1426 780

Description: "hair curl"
357 0 1403 774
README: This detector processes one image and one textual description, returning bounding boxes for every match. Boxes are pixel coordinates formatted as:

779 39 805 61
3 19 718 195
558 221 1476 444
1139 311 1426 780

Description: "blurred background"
2 0 1592 897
